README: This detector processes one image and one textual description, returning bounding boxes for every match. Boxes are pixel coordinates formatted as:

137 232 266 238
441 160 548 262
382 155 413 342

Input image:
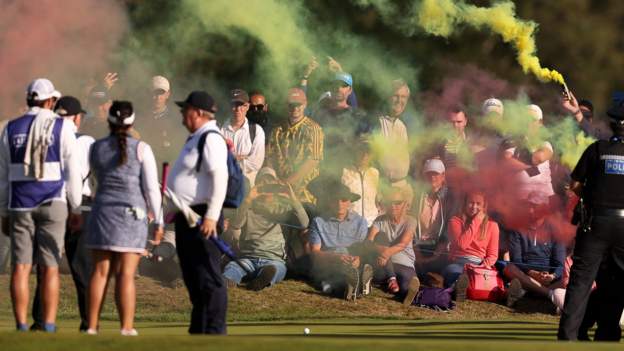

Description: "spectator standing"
341 140 380 226
267 88 323 203
221 89 265 188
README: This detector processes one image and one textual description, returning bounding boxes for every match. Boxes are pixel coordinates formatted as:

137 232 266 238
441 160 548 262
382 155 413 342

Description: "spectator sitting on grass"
366 187 419 301
412 158 459 277
224 167 309 291
308 179 373 301
502 191 566 307
443 189 499 301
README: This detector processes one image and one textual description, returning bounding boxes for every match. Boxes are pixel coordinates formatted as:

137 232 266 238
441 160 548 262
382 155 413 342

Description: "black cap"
55 96 86 116
175 91 217 113
109 101 134 118
309 178 361 203
230 89 249 103
607 100 624 122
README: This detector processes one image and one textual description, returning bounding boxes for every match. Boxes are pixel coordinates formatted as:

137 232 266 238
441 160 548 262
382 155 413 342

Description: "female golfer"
85 101 163 336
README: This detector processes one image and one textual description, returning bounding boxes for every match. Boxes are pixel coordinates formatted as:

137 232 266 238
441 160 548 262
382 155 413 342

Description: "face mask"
247 110 267 126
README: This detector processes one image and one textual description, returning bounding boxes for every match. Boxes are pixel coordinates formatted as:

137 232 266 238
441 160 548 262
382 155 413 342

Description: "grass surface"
0 274 618 350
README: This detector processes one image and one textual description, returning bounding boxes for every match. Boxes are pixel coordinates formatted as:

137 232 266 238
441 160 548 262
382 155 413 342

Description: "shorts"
10 201 68 267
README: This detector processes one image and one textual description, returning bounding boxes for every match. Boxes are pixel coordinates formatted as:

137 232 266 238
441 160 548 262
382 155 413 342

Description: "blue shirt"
308 211 368 254
508 222 566 279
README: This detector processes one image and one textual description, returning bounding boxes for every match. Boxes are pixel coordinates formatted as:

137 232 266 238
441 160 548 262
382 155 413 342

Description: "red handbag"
464 264 505 302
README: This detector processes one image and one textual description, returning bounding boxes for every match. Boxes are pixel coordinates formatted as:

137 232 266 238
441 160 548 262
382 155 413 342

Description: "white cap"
27 78 61 101
482 98 504 116
423 159 446 174
526 191 549 205
152 75 170 92
527 104 543 121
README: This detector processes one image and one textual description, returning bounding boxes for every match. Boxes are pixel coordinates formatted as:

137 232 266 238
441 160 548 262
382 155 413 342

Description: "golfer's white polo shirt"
168 120 228 221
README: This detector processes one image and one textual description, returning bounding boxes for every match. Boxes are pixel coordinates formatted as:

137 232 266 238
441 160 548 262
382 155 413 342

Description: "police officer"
558 99 624 341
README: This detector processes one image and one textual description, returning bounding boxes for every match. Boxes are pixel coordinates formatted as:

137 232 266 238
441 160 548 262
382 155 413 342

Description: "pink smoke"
0 0 127 118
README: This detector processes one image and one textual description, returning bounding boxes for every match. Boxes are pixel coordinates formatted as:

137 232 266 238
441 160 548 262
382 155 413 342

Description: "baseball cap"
55 96 86 116
27 78 61 101
152 75 170 92
527 104 543 121
526 191 549 206
423 159 446 174
334 72 353 87
176 91 217 113
482 98 503 116
287 88 307 104
230 89 249 104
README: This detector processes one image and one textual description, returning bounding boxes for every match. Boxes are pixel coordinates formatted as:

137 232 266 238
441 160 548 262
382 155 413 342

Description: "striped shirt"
267 116 323 203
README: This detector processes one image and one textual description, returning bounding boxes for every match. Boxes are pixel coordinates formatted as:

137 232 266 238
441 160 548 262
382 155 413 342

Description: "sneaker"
321 281 333 294
402 276 421 306
248 265 278 291
455 273 469 302
343 265 360 301
85 328 98 335
387 277 400 294
43 323 57 333
549 288 566 313
360 264 373 296
29 322 43 331
120 328 138 336
506 278 525 307
17 323 29 332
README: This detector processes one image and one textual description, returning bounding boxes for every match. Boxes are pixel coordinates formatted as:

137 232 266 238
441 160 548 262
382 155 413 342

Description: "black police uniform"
558 103 624 341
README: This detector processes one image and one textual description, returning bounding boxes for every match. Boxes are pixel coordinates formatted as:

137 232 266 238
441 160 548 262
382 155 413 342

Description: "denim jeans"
223 258 287 285
442 257 482 288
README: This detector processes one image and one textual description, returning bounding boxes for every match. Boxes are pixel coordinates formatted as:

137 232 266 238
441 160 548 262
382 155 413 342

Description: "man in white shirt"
0 79 81 332
168 90 229 335
221 89 265 188
374 79 411 193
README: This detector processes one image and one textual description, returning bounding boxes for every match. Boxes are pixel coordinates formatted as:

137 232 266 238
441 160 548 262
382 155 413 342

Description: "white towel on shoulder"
23 107 58 179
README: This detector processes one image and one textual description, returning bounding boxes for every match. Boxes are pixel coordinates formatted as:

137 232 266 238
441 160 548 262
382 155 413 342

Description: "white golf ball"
303 328 310 335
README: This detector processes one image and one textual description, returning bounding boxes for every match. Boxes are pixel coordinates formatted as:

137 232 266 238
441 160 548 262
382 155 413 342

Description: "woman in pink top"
442 190 500 288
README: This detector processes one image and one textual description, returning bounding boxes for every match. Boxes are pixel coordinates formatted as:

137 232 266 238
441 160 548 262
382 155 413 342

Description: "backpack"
195 130 244 208
413 287 455 311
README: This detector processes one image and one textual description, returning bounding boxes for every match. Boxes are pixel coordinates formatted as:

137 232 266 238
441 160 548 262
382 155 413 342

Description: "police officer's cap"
607 100 624 124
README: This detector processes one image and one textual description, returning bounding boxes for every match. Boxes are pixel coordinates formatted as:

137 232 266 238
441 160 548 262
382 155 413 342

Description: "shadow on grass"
231 320 554 327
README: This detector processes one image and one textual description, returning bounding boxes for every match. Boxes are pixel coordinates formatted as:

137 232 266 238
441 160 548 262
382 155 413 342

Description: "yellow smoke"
417 0 565 84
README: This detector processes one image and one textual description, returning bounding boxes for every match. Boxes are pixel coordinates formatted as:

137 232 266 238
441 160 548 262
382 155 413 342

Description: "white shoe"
85 328 98 335
550 288 566 312
120 328 138 336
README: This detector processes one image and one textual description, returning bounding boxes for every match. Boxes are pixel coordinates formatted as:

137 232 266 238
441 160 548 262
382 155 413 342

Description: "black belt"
593 207 624 217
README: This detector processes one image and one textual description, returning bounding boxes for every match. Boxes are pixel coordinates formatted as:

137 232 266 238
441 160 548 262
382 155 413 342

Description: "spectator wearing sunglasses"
221 89 266 188
247 92 272 142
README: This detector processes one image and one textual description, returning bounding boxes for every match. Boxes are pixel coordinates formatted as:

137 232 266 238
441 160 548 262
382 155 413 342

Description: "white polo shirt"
378 115 410 182
221 118 264 186
168 120 228 221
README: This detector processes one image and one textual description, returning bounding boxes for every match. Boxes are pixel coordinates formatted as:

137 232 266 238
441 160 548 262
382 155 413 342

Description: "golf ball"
303 328 310 335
